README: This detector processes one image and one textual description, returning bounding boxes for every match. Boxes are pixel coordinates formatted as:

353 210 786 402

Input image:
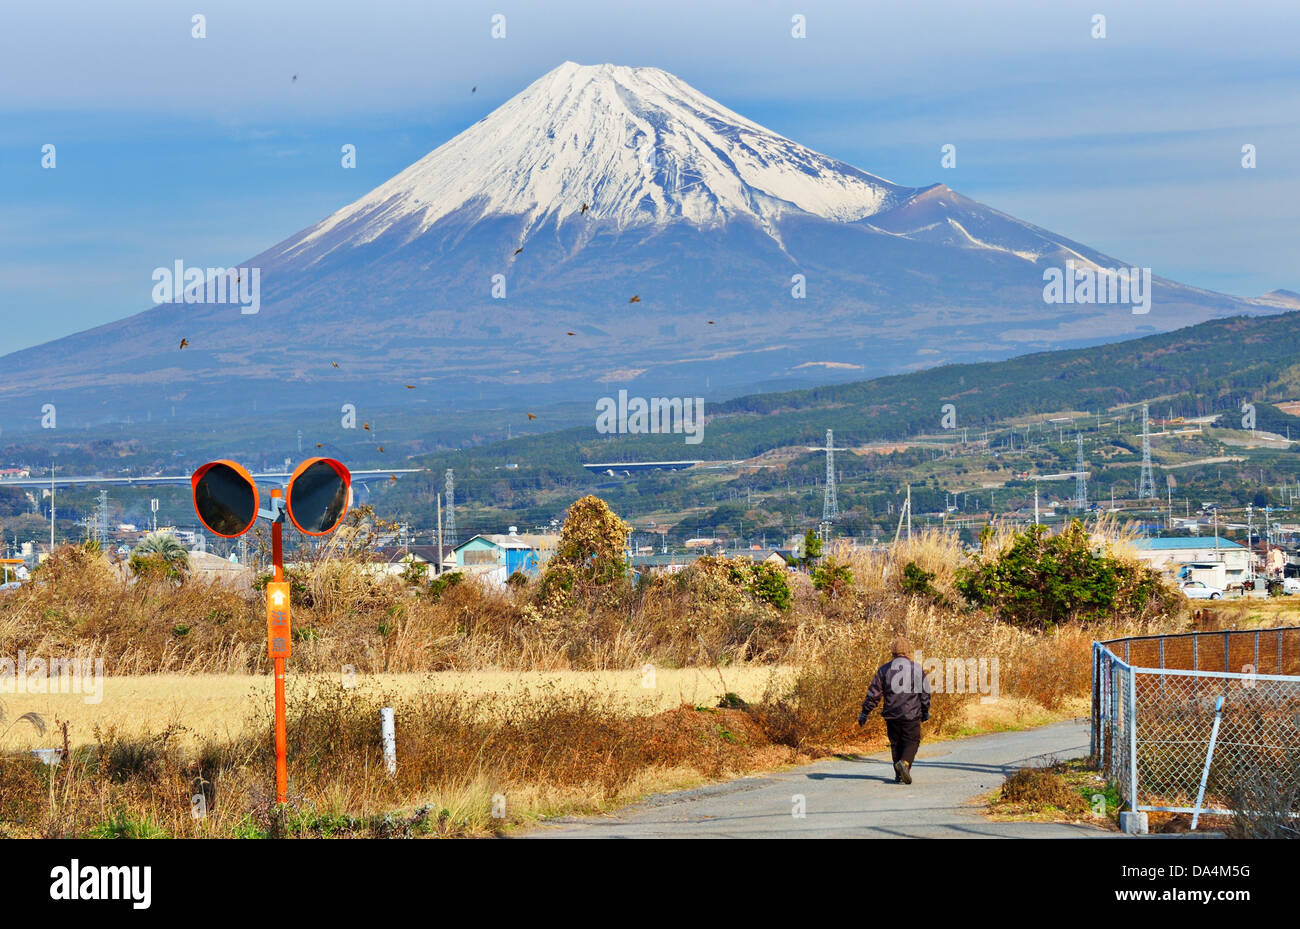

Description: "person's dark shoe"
894 760 912 784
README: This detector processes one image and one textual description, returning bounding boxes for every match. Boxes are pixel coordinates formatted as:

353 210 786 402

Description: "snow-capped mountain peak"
291 62 914 255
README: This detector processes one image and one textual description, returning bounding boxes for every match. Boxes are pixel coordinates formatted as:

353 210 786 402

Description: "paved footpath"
528 718 1116 838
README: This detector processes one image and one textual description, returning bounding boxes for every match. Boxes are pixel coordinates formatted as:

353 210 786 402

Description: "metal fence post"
1090 643 1099 761
1127 667 1139 814
1193 634 1199 699
1111 661 1121 780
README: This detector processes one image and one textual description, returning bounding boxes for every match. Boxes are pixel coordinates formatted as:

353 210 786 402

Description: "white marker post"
381 707 397 777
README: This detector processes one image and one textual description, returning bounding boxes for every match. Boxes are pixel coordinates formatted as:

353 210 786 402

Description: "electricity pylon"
444 469 458 546
806 429 847 522
1138 403 1156 499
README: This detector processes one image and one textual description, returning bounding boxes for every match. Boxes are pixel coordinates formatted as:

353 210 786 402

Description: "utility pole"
1247 505 1254 577
892 484 912 545
49 458 55 552
436 493 443 575
1074 434 1087 511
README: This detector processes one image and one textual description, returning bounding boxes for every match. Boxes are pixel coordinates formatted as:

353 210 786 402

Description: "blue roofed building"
1131 536 1253 588
452 529 559 587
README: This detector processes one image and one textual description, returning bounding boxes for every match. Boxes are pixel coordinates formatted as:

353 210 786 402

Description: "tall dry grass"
0 682 791 838
0 523 1182 677
0 521 1204 836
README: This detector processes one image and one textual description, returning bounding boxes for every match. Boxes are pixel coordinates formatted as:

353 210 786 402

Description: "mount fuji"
0 62 1274 433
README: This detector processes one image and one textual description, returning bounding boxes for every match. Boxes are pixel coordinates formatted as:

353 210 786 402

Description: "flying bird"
377 446 384 453
331 361 339 368
179 339 189 350
292 74 298 82
514 247 524 255
389 475 398 482
580 203 588 215
471 86 476 93
629 295 640 303
363 423 371 431
316 443 323 448
405 385 415 389
527 413 537 420
708 320 715 325
566 331 575 336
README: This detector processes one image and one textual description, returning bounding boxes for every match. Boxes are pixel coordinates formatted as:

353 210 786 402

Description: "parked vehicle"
1283 577 1300 595
1180 580 1224 600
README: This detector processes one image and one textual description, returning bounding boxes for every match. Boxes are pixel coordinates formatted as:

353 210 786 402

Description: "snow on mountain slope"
286 62 917 260
0 61 1272 430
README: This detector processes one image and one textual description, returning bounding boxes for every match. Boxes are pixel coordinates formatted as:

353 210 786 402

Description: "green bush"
811 558 854 598
955 520 1176 629
695 555 793 612
900 561 940 600
425 570 464 602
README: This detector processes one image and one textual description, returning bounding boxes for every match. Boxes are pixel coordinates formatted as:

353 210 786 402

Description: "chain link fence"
1092 627 1300 818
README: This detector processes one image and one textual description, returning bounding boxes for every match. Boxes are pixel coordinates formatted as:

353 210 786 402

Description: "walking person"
857 636 930 784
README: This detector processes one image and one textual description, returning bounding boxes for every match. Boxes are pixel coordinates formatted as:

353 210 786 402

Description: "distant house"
764 549 795 569
186 551 254 591
727 549 795 569
364 544 458 578
683 537 722 550
453 530 558 587
1247 542 1287 576
0 467 31 479
628 553 698 578
1131 536 1252 587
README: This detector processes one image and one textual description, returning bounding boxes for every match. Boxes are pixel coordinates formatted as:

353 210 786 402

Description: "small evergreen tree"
800 529 822 569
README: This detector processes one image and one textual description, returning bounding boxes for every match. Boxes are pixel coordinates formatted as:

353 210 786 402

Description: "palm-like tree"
129 532 190 580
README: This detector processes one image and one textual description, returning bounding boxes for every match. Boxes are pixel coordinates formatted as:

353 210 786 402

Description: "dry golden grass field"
0 667 1090 755
0 667 795 751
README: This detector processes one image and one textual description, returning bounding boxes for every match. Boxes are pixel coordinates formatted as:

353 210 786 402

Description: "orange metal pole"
271 495 287 804
274 656 287 803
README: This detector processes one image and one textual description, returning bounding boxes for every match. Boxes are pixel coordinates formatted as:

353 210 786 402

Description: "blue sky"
2 0 1298 356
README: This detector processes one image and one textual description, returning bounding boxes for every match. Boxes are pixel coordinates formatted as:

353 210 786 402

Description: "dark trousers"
885 718 922 766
